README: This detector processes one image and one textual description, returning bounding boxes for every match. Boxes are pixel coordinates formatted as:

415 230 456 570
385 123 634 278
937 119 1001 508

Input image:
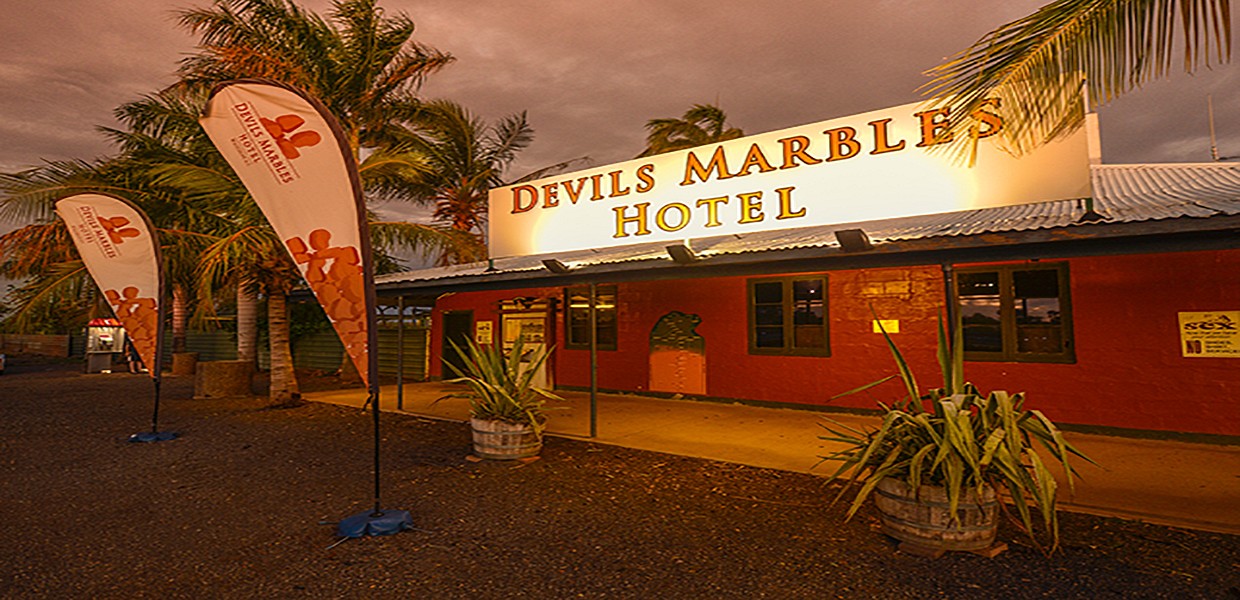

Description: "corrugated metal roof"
377 163 1240 287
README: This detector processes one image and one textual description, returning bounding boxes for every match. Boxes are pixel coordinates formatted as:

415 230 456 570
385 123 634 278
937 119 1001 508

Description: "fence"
160 326 430 379
0 334 70 357
291 327 430 379
49 325 430 380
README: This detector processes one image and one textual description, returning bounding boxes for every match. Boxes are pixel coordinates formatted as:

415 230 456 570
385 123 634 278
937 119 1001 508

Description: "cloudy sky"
1 0 1236 182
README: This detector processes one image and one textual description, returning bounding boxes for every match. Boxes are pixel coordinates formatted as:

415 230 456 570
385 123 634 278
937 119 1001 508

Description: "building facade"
425 247 1239 437
373 99 1240 439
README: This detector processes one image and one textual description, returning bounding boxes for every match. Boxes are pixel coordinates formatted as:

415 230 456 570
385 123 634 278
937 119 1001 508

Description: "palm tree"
172 0 474 393
105 93 237 355
0 161 103 299
922 0 1231 159
0 83 455 404
394 99 534 264
0 158 210 335
639 103 745 157
2 0 465 402
175 0 452 171
116 88 456 404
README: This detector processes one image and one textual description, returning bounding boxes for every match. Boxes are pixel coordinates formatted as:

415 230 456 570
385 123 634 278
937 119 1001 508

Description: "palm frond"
510 156 594 184
1 260 98 333
923 0 1231 160
640 102 745 157
368 220 465 261
0 160 108 223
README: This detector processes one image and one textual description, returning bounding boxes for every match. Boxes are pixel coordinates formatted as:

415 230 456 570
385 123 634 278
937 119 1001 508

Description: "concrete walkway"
306 382 1240 536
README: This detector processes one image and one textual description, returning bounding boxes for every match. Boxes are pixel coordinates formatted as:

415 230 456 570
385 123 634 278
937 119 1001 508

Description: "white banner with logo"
56 193 163 376
200 80 373 384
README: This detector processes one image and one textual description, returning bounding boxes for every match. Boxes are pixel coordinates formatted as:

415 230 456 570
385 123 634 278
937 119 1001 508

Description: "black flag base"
335 508 413 538
128 431 179 443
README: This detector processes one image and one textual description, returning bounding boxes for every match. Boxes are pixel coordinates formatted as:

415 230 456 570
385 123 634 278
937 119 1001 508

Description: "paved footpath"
308 382 1240 536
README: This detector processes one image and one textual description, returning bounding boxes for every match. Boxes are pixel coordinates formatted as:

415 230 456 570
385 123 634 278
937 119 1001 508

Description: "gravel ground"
1 358 1237 599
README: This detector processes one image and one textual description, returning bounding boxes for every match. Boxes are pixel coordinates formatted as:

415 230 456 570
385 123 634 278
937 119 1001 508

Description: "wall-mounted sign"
872 320 900 334
474 320 493 345
488 98 1091 258
1179 311 1240 357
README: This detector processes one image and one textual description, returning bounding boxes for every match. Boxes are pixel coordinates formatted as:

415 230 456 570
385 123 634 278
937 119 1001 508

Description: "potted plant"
442 336 563 460
819 315 1093 556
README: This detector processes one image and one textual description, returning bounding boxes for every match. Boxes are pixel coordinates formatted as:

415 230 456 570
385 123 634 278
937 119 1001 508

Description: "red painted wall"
431 249 1240 436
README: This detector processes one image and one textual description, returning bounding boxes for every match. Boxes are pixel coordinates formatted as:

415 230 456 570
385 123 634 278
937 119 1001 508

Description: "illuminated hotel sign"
488 99 1091 258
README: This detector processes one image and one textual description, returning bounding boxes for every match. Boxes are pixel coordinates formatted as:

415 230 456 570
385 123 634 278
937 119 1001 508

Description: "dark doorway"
442 310 473 379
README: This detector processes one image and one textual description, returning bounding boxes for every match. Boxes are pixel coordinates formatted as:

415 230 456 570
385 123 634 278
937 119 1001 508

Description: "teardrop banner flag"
56 194 163 377
56 193 175 441
200 80 409 537
199 80 374 387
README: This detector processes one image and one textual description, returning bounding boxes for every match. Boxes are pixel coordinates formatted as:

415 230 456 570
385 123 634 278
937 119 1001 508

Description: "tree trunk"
171 285 188 353
236 287 259 365
267 291 301 406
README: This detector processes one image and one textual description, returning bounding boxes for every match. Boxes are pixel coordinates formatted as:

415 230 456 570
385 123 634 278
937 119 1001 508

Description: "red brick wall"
432 249 1240 436
966 250 1240 436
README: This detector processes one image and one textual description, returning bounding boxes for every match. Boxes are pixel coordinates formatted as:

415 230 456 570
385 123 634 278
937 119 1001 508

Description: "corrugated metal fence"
0 334 70 357
292 327 429 378
65 325 429 380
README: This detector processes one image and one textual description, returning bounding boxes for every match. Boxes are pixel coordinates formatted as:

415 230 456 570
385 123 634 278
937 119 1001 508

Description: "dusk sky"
1 1 1236 181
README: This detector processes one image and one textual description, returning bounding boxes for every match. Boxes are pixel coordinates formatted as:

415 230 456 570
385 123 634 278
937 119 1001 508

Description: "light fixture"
834 228 873 252
666 243 697 264
541 258 570 273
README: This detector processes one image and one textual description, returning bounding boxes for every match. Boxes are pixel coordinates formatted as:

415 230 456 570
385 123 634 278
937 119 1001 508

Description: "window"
565 285 617 350
955 263 1074 363
748 275 829 356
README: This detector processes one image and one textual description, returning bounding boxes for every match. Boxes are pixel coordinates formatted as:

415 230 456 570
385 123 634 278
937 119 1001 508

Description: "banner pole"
201 79 408 535
152 377 162 434
396 296 405 411
589 283 598 438
372 382 381 515
56 192 175 443
151 281 167 434
359 129 383 519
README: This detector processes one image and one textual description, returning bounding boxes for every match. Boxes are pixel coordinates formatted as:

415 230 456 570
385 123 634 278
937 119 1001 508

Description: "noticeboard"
474 320 493 345
1178 311 1240 358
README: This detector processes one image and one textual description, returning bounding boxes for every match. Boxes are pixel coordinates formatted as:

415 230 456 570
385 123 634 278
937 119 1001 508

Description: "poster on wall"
474 321 493 345
1178 311 1240 357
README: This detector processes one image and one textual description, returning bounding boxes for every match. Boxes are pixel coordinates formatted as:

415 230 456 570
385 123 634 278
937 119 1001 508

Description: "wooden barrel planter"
470 418 541 460
873 477 999 552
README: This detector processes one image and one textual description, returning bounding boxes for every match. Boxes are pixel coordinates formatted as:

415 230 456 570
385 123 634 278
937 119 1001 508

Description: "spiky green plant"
441 337 563 435
819 313 1094 554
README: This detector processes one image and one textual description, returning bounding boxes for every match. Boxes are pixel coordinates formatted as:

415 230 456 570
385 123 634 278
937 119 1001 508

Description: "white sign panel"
488 99 1091 258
